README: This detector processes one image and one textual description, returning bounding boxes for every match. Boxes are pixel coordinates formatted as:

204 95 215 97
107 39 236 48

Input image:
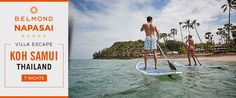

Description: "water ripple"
69 59 236 98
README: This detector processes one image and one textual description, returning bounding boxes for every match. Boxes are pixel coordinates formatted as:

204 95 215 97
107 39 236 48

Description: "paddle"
193 55 202 66
156 43 177 71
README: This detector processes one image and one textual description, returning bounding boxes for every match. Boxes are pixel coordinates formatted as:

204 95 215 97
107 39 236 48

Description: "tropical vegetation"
221 0 236 40
93 40 186 59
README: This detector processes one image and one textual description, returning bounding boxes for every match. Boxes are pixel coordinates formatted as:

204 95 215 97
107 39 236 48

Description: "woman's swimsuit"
188 39 195 53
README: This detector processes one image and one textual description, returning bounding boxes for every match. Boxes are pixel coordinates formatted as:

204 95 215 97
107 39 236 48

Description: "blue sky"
70 0 236 59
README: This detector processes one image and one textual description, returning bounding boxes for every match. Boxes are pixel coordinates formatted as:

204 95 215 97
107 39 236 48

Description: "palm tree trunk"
221 35 223 44
187 27 190 35
194 25 203 45
228 6 231 42
194 25 203 53
179 24 184 42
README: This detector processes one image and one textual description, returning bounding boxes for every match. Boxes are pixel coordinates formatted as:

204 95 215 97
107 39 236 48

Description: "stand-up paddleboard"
174 62 228 68
136 62 182 76
204 65 228 68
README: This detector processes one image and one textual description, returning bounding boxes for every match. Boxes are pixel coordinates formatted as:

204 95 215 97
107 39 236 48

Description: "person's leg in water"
153 49 158 69
191 52 197 65
144 50 149 70
187 50 191 66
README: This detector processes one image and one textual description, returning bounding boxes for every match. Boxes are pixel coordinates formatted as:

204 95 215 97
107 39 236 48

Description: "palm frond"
189 25 194 29
186 19 190 24
196 23 200 26
191 19 200 26
192 19 197 23
182 25 187 29
221 4 227 9
223 7 228 12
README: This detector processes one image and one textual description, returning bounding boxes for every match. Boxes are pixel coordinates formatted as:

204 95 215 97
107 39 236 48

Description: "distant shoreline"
92 54 236 62
138 53 236 61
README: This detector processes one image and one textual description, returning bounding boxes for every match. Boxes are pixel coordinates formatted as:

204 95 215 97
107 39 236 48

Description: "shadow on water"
102 88 139 98
155 74 183 81
142 74 183 84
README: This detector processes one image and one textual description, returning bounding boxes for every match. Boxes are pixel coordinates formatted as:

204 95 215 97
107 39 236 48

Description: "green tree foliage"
204 43 214 53
216 28 228 44
160 33 168 42
93 40 186 59
93 40 144 59
232 25 236 38
165 40 186 54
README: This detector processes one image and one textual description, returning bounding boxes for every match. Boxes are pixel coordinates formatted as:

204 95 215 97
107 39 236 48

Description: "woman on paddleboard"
185 35 197 66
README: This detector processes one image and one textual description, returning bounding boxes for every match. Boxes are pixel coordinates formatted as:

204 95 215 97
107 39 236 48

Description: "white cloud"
156 0 227 42
70 0 235 59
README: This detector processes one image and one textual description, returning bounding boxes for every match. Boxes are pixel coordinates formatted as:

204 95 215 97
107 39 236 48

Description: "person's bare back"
140 23 158 36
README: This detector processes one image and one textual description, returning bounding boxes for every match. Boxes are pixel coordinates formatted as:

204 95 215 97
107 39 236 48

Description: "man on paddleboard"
140 16 160 70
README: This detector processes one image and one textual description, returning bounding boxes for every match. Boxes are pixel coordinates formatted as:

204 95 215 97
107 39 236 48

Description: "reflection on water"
69 59 236 98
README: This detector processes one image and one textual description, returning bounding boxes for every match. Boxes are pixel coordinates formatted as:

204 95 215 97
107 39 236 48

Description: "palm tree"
160 33 168 42
170 28 177 40
192 19 203 45
182 19 193 35
216 28 226 44
205 32 213 44
179 22 184 42
221 0 236 40
205 32 211 39
223 23 232 43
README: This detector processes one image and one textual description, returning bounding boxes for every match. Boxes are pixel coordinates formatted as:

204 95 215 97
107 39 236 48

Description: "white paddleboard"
136 62 182 76
173 62 228 68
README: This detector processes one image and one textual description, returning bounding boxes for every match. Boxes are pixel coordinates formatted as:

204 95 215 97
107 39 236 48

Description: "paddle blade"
167 60 177 71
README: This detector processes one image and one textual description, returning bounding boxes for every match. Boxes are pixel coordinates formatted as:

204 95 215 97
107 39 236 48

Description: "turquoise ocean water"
69 59 236 98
